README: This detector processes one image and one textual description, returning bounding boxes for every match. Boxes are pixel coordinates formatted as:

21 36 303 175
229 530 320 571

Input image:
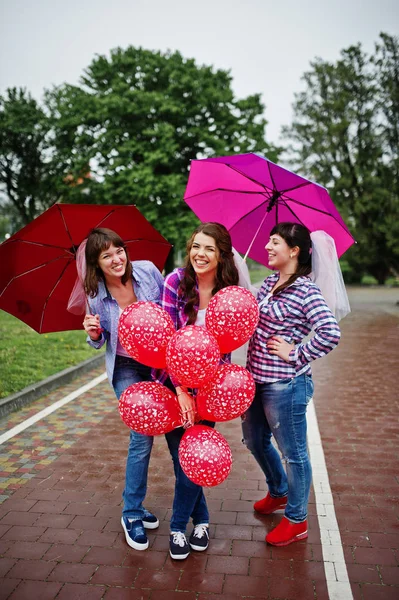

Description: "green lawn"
0 310 102 399
0 266 267 400
249 266 271 285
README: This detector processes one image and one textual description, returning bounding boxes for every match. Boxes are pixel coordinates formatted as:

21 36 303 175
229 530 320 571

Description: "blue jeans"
165 420 214 533
241 374 314 523
112 355 153 520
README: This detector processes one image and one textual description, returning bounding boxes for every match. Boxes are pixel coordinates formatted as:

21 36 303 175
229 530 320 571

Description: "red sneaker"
253 493 288 515
266 517 308 546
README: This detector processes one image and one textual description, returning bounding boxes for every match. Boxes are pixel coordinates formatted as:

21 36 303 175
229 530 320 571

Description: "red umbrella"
0 204 172 333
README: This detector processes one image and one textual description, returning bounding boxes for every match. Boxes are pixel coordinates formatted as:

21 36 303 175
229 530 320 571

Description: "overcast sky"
0 0 398 143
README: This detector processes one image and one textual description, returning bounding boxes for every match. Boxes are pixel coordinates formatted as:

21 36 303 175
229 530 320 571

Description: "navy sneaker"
121 517 148 550
142 511 159 530
169 531 190 560
189 523 209 551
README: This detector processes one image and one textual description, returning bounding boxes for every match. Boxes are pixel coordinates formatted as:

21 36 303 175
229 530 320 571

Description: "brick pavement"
0 287 398 599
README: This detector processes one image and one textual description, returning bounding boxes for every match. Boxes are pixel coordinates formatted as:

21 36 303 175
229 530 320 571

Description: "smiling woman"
81 226 165 552
155 221 240 560
242 221 342 547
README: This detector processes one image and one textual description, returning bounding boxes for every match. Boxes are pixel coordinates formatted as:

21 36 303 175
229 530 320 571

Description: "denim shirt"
86 261 164 384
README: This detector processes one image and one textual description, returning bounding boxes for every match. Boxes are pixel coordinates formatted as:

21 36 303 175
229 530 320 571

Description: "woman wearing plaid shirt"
242 222 341 547
160 222 239 560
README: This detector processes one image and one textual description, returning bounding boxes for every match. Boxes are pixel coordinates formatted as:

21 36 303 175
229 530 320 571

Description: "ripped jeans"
241 374 314 523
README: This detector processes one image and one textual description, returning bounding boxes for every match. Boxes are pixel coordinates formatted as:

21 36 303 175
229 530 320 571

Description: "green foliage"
0 88 59 228
283 33 399 284
45 47 278 256
0 310 101 398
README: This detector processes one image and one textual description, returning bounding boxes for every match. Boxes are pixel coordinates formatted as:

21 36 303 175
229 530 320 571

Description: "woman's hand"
83 314 102 341
176 388 196 428
267 335 295 363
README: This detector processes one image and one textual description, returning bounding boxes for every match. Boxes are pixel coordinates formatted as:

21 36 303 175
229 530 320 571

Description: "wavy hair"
271 222 312 296
84 228 132 297
179 222 239 324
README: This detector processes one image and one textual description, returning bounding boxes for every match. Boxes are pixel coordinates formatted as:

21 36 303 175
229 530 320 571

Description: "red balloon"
178 425 232 487
119 381 182 435
118 301 175 369
205 286 259 353
196 364 255 422
166 325 220 388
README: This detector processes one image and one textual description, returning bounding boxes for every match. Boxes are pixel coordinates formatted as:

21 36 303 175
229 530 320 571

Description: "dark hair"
84 228 132 297
270 222 312 295
179 222 239 324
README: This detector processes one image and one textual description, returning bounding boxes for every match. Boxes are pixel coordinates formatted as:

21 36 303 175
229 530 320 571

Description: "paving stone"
0 290 397 599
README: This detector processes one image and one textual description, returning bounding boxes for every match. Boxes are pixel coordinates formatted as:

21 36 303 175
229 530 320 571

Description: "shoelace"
193 524 208 539
172 531 187 547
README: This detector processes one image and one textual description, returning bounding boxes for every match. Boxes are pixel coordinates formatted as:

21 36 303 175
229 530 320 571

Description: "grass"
0 264 279 399
249 266 272 285
0 310 102 399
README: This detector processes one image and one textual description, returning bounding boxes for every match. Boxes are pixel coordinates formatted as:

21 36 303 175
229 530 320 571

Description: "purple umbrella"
184 153 355 266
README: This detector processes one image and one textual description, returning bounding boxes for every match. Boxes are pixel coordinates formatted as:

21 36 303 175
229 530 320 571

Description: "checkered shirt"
247 272 341 383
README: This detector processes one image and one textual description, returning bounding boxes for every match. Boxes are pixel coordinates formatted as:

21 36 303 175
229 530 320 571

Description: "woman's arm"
288 285 341 366
84 297 107 349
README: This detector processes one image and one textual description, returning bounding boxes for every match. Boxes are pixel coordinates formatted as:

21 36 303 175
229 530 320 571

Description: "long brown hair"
179 222 239 324
271 222 312 295
84 228 132 297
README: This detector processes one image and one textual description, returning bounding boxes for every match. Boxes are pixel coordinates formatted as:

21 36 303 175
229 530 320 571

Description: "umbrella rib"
58 205 78 252
95 207 118 228
185 188 273 201
224 162 314 195
39 258 74 333
2 239 75 253
0 255 73 298
286 198 355 238
123 238 170 243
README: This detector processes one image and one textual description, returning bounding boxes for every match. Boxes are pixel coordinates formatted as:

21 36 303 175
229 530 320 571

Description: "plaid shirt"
155 268 230 385
247 272 341 384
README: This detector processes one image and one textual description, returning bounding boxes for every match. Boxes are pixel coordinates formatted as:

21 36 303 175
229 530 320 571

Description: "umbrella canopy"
184 153 355 265
0 204 172 333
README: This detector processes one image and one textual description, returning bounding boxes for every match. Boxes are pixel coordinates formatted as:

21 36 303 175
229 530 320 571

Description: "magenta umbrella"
184 153 355 266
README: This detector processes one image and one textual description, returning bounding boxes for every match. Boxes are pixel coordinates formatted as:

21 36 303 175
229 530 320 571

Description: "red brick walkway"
0 288 398 599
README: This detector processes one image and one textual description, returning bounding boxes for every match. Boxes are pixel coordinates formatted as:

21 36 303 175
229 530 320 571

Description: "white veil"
232 247 258 297
310 231 350 322
67 240 89 315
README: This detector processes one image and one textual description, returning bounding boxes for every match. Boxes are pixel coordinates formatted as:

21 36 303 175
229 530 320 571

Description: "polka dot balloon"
118 301 175 369
166 325 220 388
178 424 233 487
196 364 255 422
119 381 182 435
205 286 259 353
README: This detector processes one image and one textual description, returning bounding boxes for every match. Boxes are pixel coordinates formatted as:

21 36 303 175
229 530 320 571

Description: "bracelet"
176 390 187 397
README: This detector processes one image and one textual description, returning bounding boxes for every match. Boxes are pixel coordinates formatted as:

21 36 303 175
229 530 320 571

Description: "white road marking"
0 372 107 445
307 399 353 600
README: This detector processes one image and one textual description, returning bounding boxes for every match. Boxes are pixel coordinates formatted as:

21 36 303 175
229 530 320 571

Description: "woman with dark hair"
159 222 239 560
82 227 164 552
242 222 341 547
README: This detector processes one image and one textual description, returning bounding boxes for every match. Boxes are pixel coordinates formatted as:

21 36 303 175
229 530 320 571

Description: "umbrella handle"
86 300 104 335
243 209 269 261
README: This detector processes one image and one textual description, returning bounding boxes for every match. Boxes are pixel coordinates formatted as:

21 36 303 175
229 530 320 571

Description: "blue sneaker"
142 511 159 530
121 517 148 550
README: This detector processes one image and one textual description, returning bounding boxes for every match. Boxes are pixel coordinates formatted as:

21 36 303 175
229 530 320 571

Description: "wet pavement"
0 287 398 599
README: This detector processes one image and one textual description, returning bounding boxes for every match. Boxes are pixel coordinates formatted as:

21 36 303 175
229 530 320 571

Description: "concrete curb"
0 354 105 419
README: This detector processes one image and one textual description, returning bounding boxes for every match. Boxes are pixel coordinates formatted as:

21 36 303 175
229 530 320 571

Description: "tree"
282 33 399 283
0 88 100 230
46 47 278 260
0 88 53 226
